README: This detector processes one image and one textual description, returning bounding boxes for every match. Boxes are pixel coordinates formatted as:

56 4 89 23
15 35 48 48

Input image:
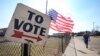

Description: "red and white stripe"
50 13 74 32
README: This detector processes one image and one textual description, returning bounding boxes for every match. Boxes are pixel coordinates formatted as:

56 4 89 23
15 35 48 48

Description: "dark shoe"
86 46 88 48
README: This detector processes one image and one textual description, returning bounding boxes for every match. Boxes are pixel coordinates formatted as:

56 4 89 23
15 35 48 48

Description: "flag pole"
45 0 48 14
43 0 48 48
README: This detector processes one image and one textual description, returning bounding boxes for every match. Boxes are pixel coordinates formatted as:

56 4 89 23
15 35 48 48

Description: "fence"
0 35 71 56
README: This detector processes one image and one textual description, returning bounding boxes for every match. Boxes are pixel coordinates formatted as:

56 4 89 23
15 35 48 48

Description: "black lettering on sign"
14 11 46 36
23 23 33 32
33 25 40 34
28 11 36 20
14 19 24 30
40 27 46 36
35 15 43 24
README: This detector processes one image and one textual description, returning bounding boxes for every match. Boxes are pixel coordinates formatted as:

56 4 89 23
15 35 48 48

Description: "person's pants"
84 40 88 48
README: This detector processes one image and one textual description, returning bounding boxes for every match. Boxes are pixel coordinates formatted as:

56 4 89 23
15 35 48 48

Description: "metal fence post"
23 43 29 56
61 36 64 53
21 43 29 56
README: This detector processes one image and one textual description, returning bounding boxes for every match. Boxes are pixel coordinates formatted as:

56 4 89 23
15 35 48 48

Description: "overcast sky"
0 0 100 34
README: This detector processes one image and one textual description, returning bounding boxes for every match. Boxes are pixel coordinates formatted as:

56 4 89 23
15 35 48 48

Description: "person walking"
83 31 90 48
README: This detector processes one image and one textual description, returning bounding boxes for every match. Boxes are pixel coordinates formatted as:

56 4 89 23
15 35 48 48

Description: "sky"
0 0 100 34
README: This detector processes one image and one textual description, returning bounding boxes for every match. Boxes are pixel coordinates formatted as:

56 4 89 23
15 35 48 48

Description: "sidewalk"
63 37 100 56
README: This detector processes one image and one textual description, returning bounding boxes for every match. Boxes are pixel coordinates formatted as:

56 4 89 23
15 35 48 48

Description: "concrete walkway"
63 37 100 56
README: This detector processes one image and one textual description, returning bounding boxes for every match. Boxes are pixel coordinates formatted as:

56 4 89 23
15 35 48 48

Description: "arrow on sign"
12 30 42 42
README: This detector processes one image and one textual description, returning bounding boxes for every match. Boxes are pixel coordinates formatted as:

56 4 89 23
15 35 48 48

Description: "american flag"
48 9 74 33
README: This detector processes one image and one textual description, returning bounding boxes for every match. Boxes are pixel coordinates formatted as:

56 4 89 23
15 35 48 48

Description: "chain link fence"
0 35 71 56
0 42 21 56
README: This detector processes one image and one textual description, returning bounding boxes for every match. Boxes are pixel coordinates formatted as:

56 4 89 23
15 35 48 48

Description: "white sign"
5 3 51 45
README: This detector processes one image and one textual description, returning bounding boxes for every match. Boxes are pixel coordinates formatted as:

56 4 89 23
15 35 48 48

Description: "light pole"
92 22 95 35
93 22 94 30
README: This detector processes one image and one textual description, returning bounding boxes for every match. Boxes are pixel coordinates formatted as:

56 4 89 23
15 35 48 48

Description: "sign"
5 3 51 45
